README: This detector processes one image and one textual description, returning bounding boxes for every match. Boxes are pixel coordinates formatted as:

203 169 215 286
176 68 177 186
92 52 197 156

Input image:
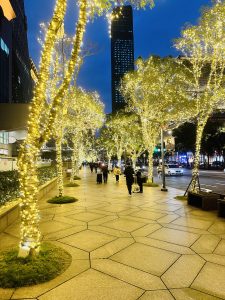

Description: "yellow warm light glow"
175 1 225 192
0 0 16 21
17 0 155 258
121 56 196 183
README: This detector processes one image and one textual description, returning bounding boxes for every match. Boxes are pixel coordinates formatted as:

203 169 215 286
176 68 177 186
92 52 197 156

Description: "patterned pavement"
1 167 225 300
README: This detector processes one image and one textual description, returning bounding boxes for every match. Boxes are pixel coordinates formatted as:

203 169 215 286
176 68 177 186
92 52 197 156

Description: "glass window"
0 133 3 144
0 38 9 56
0 132 9 144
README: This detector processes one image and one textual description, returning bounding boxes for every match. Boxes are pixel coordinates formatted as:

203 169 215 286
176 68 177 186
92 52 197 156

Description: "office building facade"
0 0 33 103
111 5 134 112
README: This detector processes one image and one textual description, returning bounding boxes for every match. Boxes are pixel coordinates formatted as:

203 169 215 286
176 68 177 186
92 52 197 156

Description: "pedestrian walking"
113 165 121 182
136 169 143 193
96 168 103 184
94 163 98 173
90 163 94 173
124 163 134 196
102 165 109 183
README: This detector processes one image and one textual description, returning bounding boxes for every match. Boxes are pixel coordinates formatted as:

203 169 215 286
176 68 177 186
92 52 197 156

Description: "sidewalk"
1 167 225 300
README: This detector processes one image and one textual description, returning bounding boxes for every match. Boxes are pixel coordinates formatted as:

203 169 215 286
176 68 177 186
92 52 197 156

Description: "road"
153 168 225 194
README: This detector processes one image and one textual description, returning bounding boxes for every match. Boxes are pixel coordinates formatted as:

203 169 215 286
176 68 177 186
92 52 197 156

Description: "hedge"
0 165 57 207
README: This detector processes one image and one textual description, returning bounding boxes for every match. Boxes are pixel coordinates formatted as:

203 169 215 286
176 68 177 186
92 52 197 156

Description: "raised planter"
0 177 57 233
188 191 219 211
218 199 225 218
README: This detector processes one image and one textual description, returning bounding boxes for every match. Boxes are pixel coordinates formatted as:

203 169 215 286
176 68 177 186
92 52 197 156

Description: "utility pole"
161 128 168 192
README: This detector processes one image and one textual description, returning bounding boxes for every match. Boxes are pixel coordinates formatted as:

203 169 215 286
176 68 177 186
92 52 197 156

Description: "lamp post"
161 128 168 192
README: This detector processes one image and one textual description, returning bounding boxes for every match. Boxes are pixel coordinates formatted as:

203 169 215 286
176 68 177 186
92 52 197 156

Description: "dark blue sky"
24 0 212 113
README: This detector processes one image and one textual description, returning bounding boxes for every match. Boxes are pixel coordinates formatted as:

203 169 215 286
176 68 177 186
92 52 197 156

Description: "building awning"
0 0 16 21
0 104 30 131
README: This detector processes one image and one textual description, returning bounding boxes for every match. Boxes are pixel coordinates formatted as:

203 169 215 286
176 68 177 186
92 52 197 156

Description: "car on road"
157 164 184 176
210 161 224 170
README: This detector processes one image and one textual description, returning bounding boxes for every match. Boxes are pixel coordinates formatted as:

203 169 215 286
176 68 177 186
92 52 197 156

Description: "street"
153 168 225 194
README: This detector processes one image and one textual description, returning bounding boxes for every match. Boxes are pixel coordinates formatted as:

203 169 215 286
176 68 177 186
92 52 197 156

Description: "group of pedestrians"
89 162 98 173
90 162 144 196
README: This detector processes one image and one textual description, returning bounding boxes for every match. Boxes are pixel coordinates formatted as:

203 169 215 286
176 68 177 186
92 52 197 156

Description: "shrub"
0 243 71 288
175 195 187 201
65 182 79 187
143 182 159 187
0 165 57 207
47 196 78 204
37 165 57 186
0 171 20 206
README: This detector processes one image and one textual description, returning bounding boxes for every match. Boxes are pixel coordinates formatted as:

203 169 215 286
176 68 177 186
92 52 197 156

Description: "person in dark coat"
124 163 134 196
102 165 109 183
94 163 98 173
96 168 103 184
90 163 94 173
136 170 143 193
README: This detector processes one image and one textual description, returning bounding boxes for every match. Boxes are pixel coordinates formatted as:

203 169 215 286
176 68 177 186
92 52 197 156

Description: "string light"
121 56 196 183
17 0 155 257
175 1 225 191
66 87 104 182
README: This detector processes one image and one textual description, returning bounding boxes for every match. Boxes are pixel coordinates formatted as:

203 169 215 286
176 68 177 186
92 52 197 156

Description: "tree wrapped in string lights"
17 0 155 257
175 0 225 192
98 127 116 164
66 88 104 182
105 112 137 166
99 113 143 167
121 56 196 183
39 24 75 198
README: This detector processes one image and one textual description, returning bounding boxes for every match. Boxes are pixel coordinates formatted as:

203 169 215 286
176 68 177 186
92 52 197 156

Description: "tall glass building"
0 0 33 103
111 5 134 113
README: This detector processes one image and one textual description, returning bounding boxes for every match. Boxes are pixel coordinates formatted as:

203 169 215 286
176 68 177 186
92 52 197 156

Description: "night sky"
24 0 212 113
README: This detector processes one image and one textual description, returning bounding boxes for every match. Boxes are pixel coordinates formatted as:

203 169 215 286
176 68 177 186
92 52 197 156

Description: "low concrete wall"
0 177 58 233
37 177 58 200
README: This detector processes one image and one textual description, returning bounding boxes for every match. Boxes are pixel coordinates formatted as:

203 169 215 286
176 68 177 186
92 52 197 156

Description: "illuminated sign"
0 0 16 21
0 149 8 155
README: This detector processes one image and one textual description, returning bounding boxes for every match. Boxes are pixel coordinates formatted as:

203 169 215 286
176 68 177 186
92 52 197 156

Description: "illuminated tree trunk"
17 0 67 257
191 117 208 192
132 158 137 169
117 150 123 167
71 136 81 181
147 143 155 183
40 0 88 142
17 0 88 257
106 150 112 165
56 135 64 197
132 154 137 169
71 152 77 181
18 144 40 257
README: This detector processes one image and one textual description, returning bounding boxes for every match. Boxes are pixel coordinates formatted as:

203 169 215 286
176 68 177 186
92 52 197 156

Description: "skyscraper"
0 0 33 103
111 5 134 113
0 1 15 102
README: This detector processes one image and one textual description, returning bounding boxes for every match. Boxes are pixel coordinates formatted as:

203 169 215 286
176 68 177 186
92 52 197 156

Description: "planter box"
188 191 219 211
0 177 57 233
218 199 225 218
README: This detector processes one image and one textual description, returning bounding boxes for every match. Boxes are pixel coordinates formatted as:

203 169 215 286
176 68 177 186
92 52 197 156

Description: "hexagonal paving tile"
170 288 221 300
192 262 225 299
162 254 205 288
59 229 117 252
130 210 166 221
66 212 105 222
102 218 146 232
38 269 143 300
139 290 174 300
111 242 179 276
172 216 213 230
149 228 199 247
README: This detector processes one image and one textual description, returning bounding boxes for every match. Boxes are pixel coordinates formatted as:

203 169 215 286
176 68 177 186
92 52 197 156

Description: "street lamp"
161 128 168 192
